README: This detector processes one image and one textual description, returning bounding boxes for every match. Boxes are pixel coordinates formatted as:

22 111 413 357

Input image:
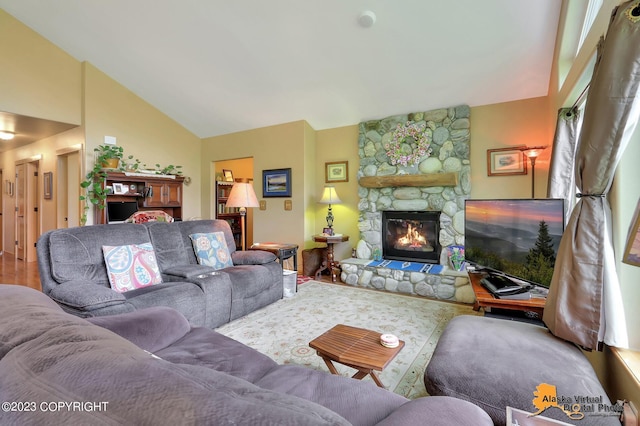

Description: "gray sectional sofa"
0 284 493 425
36 219 283 328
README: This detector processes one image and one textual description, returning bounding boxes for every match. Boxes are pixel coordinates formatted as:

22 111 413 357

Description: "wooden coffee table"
309 324 404 388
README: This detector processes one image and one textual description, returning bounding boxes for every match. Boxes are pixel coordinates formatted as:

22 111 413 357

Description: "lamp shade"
226 182 259 208
319 186 342 205
520 145 548 159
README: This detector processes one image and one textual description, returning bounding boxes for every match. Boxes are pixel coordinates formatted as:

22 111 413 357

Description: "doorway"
57 148 82 228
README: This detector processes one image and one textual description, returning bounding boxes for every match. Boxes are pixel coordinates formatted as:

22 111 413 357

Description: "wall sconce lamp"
318 185 342 230
519 145 548 198
225 180 259 250
0 131 15 140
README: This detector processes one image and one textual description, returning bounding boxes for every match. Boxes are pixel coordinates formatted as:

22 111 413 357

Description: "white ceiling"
0 1 562 139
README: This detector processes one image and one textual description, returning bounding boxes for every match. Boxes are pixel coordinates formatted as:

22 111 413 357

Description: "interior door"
15 161 40 262
15 164 26 260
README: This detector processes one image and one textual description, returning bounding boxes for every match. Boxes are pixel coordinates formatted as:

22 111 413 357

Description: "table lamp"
226 181 259 250
318 185 342 231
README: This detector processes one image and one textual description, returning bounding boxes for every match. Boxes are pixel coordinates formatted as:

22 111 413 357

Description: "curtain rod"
571 83 590 112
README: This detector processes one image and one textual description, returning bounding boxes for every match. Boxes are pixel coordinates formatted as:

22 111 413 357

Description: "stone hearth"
340 105 473 303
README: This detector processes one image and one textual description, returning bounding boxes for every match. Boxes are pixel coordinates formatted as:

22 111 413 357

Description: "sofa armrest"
376 396 492 426
232 250 277 265
87 307 191 352
163 265 218 278
48 280 126 310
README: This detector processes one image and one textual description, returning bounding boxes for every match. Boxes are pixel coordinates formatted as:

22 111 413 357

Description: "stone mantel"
358 172 458 188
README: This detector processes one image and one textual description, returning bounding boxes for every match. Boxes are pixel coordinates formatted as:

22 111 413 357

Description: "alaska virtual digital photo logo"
531 383 623 420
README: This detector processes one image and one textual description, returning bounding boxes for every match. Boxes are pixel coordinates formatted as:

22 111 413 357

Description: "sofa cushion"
103 243 163 292
48 280 126 309
146 220 237 271
255 364 409 426
87 307 191 353
424 315 619 426
46 224 152 286
189 232 233 269
122 282 207 326
155 326 279 383
162 264 218 278
232 250 278 265
376 396 493 426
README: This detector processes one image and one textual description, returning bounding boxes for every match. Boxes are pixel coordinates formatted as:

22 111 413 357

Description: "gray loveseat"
0 284 493 425
36 219 283 328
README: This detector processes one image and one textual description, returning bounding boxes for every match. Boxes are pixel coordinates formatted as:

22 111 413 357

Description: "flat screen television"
106 201 138 223
464 199 565 288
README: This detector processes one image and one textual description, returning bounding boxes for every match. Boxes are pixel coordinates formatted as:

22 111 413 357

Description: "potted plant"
79 145 124 225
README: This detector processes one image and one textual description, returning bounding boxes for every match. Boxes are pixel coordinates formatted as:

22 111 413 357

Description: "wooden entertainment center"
468 271 546 317
97 171 184 224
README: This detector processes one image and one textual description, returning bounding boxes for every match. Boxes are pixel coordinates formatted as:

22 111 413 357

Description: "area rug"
366 259 444 274
216 281 477 399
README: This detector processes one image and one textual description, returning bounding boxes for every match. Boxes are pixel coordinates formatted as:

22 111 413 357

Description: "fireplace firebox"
382 211 441 263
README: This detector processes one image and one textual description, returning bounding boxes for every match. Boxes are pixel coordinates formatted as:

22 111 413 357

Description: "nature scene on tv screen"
465 200 564 287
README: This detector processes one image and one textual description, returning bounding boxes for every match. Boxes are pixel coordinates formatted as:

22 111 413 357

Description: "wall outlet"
284 200 292 211
259 200 266 210
104 135 117 145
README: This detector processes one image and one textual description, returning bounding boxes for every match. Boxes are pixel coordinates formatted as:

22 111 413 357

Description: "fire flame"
397 224 427 247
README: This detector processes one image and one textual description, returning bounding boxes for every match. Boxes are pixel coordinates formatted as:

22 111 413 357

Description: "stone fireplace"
340 105 475 304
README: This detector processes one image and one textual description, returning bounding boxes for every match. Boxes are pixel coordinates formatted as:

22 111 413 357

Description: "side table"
312 234 349 282
249 242 299 272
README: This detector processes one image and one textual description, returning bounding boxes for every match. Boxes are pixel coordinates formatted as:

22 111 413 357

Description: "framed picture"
43 172 53 200
262 168 292 198
112 183 126 194
623 198 640 266
322 227 334 236
487 147 527 176
325 161 348 183
223 169 234 182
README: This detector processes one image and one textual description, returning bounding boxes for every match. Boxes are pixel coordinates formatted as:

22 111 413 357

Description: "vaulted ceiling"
0 1 561 139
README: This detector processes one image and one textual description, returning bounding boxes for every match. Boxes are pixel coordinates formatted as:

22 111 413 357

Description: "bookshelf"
215 181 242 247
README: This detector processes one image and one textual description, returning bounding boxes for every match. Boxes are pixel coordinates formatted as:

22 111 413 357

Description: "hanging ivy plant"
384 121 432 166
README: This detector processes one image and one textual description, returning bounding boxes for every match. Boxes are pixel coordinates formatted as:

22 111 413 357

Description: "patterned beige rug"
216 280 478 399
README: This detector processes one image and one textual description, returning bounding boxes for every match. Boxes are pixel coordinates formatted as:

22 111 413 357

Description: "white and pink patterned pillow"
102 243 163 293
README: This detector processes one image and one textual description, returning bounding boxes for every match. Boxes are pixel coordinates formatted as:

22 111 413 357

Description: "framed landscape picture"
623 198 640 267
487 147 527 176
325 161 348 183
262 168 292 198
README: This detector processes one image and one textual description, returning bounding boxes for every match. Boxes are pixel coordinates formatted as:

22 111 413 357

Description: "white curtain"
547 108 581 225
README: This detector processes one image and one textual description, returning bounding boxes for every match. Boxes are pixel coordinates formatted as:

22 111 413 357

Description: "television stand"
468 272 546 317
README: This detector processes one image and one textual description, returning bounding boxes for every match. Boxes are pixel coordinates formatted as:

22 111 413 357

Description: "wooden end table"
309 324 404 388
312 234 349 282
249 242 299 272
468 271 546 317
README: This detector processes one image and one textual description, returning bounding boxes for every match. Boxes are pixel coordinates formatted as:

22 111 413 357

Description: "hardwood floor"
0 252 42 291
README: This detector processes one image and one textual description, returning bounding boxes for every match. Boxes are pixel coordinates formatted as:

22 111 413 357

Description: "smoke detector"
358 11 376 28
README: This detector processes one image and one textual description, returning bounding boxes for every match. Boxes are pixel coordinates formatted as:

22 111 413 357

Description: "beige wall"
0 9 81 124
314 125 359 260
0 10 83 253
201 121 312 258
82 63 202 224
